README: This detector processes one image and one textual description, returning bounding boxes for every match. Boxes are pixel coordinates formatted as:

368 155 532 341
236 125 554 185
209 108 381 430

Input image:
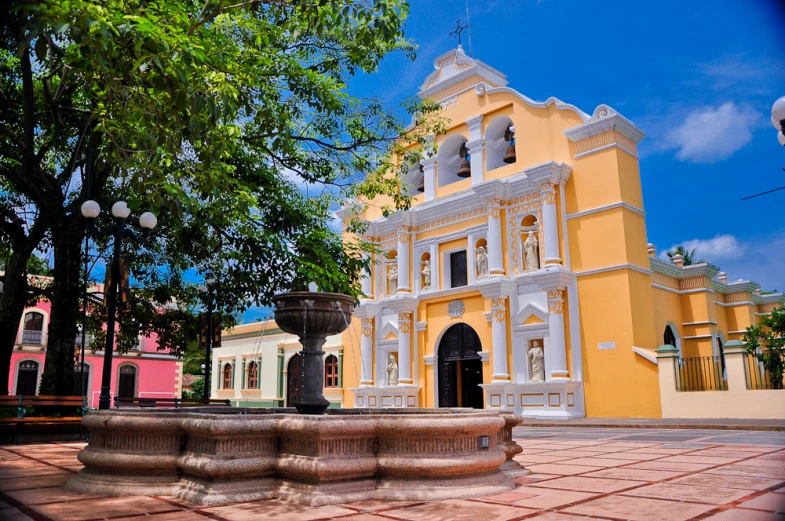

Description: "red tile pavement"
0 436 783 521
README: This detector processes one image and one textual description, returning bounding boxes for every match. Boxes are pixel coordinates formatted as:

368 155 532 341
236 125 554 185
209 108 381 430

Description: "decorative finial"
448 18 470 47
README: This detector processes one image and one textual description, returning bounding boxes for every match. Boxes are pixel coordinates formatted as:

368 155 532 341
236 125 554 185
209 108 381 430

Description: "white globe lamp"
111 201 131 219
139 212 158 230
80 200 100 219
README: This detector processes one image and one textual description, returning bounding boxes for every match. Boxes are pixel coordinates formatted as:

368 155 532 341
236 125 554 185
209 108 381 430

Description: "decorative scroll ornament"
548 301 564 315
397 227 410 243
488 199 503 219
540 184 557 205
493 308 506 322
448 300 465 319
398 312 412 334
361 318 373 338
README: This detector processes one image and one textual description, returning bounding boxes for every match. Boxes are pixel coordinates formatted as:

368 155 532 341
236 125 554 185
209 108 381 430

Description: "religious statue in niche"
528 340 545 382
421 259 431 291
387 264 398 294
387 354 399 386
476 246 488 279
524 231 540 272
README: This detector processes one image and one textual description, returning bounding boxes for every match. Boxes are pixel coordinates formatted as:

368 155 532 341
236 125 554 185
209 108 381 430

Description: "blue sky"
254 0 785 322
348 0 785 286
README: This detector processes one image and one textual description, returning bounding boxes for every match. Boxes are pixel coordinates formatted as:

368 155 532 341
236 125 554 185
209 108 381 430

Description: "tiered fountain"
68 290 527 506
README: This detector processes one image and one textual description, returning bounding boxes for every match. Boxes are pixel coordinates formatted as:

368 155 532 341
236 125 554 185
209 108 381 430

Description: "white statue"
387 354 398 386
528 340 545 382
387 264 398 294
421 259 431 290
524 231 539 271
476 246 488 279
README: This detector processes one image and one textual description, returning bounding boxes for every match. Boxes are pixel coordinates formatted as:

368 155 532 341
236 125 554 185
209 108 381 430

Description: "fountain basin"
67 408 527 506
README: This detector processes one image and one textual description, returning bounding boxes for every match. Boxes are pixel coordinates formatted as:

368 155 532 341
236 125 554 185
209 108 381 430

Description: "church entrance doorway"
437 323 484 409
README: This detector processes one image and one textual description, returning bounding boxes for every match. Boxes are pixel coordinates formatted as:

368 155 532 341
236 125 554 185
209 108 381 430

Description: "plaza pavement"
0 427 784 521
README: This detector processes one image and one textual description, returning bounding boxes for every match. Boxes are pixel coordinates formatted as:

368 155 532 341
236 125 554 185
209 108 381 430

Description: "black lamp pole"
81 200 157 410
203 289 213 401
98 220 125 410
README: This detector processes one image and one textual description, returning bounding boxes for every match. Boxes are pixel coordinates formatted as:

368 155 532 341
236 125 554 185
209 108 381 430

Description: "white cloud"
664 102 760 163
657 233 785 291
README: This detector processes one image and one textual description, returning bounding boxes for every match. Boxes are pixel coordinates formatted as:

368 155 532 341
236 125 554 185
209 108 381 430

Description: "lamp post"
197 279 216 401
80 200 157 410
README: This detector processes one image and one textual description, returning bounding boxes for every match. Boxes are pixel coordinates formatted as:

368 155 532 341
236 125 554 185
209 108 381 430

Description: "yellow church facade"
337 47 784 419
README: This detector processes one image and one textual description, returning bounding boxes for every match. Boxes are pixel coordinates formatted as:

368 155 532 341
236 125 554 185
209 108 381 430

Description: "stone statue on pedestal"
524 231 539 272
421 259 431 290
387 264 398 294
387 354 398 386
476 246 488 279
528 340 545 383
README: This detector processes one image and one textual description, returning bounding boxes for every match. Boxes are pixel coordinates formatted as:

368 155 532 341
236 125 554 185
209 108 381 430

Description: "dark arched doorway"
286 354 302 407
16 360 39 395
437 323 484 409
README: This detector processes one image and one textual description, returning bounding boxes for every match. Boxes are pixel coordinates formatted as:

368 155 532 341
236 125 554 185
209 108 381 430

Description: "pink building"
7 297 183 407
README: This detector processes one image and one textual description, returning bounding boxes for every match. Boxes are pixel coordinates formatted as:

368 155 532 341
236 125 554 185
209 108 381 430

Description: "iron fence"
674 356 727 391
744 353 784 390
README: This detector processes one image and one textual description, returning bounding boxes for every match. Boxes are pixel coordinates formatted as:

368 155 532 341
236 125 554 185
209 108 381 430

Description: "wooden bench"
113 397 231 409
0 395 88 443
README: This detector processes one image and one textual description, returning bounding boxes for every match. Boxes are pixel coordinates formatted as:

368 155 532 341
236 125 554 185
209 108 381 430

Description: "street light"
197 278 217 401
743 97 785 200
81 200 158 409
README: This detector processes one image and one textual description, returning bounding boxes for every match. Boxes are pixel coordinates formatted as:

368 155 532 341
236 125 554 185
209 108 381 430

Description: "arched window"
16 360 40 395
118 365 137 398
485 116 515 171
437 134 469 187
324 355 339 388
222 363 233 389
22 312 44 344
247 361 258 389
663 326 677 348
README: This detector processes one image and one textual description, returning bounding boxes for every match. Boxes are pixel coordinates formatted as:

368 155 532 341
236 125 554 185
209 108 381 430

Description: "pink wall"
7 298 181 406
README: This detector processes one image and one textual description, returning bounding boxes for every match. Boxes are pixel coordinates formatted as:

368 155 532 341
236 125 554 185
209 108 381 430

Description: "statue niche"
421 259 431 291
524 231 539 272
386 354 399 386
476 246 488 279
528 340 545 383
387 264 398 294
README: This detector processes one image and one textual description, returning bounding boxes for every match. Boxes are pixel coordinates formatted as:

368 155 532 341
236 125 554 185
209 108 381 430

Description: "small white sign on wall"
598 342 616 350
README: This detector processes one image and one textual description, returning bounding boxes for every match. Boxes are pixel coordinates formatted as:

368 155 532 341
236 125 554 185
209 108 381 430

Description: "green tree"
666 245 704 266
1 0 444 394
744 306 785 390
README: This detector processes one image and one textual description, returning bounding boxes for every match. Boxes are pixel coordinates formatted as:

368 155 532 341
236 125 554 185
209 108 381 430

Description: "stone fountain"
67 291 528 506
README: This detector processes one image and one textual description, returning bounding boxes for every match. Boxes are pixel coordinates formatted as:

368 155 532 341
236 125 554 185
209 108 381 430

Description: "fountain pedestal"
272 291 354 415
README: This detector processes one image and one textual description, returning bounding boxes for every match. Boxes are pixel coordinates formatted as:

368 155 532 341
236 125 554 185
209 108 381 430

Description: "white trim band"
567 201 646 221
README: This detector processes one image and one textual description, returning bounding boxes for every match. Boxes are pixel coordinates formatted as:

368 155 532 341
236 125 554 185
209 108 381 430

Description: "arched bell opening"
437 134 470 187
485 116 515 171
437 323 484 409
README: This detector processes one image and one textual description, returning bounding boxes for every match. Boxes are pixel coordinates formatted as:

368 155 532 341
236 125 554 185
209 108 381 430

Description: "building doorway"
118 365 137 398
437 323 484 409
286 354 302 407
16 360 40 395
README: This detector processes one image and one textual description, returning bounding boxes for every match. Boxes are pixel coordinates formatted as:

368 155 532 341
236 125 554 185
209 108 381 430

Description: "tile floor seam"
0 488 57 521
78 508 185 521
680 480 785 520
1 447 79 474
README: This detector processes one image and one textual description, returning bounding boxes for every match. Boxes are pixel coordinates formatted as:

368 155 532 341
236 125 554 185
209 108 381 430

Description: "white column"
466 114 484 186
361 253 373 298
397 312 413 386
547 289 569 381
540 184 561 266
360 318 374 386
487 200 505 276
233 355 243 399
422 157 436 202
396 227 411 293
490 298 510 382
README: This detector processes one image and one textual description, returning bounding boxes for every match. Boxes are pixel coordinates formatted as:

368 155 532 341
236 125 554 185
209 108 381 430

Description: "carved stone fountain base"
67 408 527 506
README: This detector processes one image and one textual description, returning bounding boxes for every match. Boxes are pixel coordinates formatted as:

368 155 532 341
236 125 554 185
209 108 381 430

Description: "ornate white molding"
566 202 646 220
563 105 646 144
574 142 639 160
419 47 508 99
575 264 653 277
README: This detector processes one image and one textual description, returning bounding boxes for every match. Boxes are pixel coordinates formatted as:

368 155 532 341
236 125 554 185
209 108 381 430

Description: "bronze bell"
416 163 425 192
503 124 516 164
456 143 471 177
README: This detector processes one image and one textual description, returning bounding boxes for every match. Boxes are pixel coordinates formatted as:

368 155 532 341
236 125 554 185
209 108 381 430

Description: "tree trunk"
0 251 32 394
40 214 83 395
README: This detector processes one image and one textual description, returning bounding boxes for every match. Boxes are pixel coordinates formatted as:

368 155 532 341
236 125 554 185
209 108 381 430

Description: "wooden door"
461 358 484 409
16 361 39 395
449 251 467 288
118 366 136 398
439 359 457 407
287 354 302 406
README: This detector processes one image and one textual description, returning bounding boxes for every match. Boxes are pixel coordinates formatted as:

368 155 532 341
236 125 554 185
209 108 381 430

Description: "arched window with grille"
22 312 44 344
324 355 339 388
222 363 233 389
247 361 258 389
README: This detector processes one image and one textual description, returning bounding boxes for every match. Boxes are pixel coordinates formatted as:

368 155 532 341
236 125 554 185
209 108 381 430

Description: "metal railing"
744 353 784 390
21 330 43 345
674 356 728 391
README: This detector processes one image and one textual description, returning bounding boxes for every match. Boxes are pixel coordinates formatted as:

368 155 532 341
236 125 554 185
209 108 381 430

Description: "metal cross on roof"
448 18 470 47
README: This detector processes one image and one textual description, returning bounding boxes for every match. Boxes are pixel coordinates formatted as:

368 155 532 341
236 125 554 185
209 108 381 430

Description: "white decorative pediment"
514 303 548 326
419 47 508 99
377 321 399 342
